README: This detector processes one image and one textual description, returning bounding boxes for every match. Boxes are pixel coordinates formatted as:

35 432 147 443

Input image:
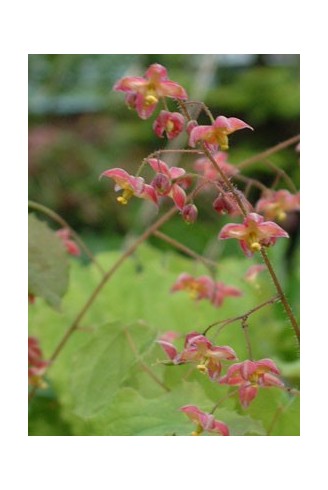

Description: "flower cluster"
171 273 242 307
101 63 297 436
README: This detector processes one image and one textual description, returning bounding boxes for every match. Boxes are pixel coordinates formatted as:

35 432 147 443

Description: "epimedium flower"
194 151 239 181
189 116 253 151
147 158 189 211
100 168 158 206
157 331 237 381
218 212 289 257
180 405 229 436
113 63 188 120
170 273 242 308
56 228 81 257
153 110 185 139
220 359 284 408
255 189 300 222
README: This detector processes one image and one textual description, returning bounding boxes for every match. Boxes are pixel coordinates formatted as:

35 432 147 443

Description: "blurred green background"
28 54 300 254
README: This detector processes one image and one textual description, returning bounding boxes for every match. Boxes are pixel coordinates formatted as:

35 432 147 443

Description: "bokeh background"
28 54 300 253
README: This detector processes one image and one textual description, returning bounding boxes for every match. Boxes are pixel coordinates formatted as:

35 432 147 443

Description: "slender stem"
28 205 178 400
152 230 218 271
260 248 300 342
28 200 106 275
210 389 239 415
203 295 280 336
241 317 253 360
264 159 298 193
234 173 269 193
236 135 300 170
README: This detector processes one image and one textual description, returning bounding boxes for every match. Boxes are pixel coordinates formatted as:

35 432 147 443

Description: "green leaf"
85 382 265 436
69 321 155 418
28 214 69 309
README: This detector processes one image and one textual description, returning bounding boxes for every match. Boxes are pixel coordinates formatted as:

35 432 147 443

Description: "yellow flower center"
197 363 208 375
250 242 261 252
191 424 203 436
144 94 158 106
277 211 287 221
117 188 134 205
166 120 175 133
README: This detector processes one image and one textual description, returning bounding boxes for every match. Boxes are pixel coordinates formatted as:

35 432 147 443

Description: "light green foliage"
28 244 299 436
28 214 69 309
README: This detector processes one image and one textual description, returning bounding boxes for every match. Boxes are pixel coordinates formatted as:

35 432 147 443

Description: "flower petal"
147 158 170 176
113 76 147 93
218 223 247 240
170 184 186 210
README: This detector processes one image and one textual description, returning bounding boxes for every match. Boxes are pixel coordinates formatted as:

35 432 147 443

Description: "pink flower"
220 359 284 408
256 190 300 221
180 405 229 436
56 228 80 256
148 158 189 210
157 331 237 381
171 273 242 308
213 191 253 217
244 264 266 283
153 110 185 139
194 151 239 181
100 168 158 206
218 212 289 257
28 337 49 388
189 116 253 151
113 63 188 119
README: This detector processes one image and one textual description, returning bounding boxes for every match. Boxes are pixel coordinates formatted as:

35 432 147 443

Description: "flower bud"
151 173 172 196
182 204 198 224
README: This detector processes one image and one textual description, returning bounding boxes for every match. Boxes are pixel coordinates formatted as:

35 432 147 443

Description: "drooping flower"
28 337 49 388
218 212 289 257
194 151 239 181
157 331 237 381
100 168 158 206
256 190 300 222
181 204 198 224
148 158 189 210
153 110 185 139
170 273 242 308
113 63 188 119
220 359 284 408
180 405 229 436
213 191 253 217
56 228 81 256
189 116 253 151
